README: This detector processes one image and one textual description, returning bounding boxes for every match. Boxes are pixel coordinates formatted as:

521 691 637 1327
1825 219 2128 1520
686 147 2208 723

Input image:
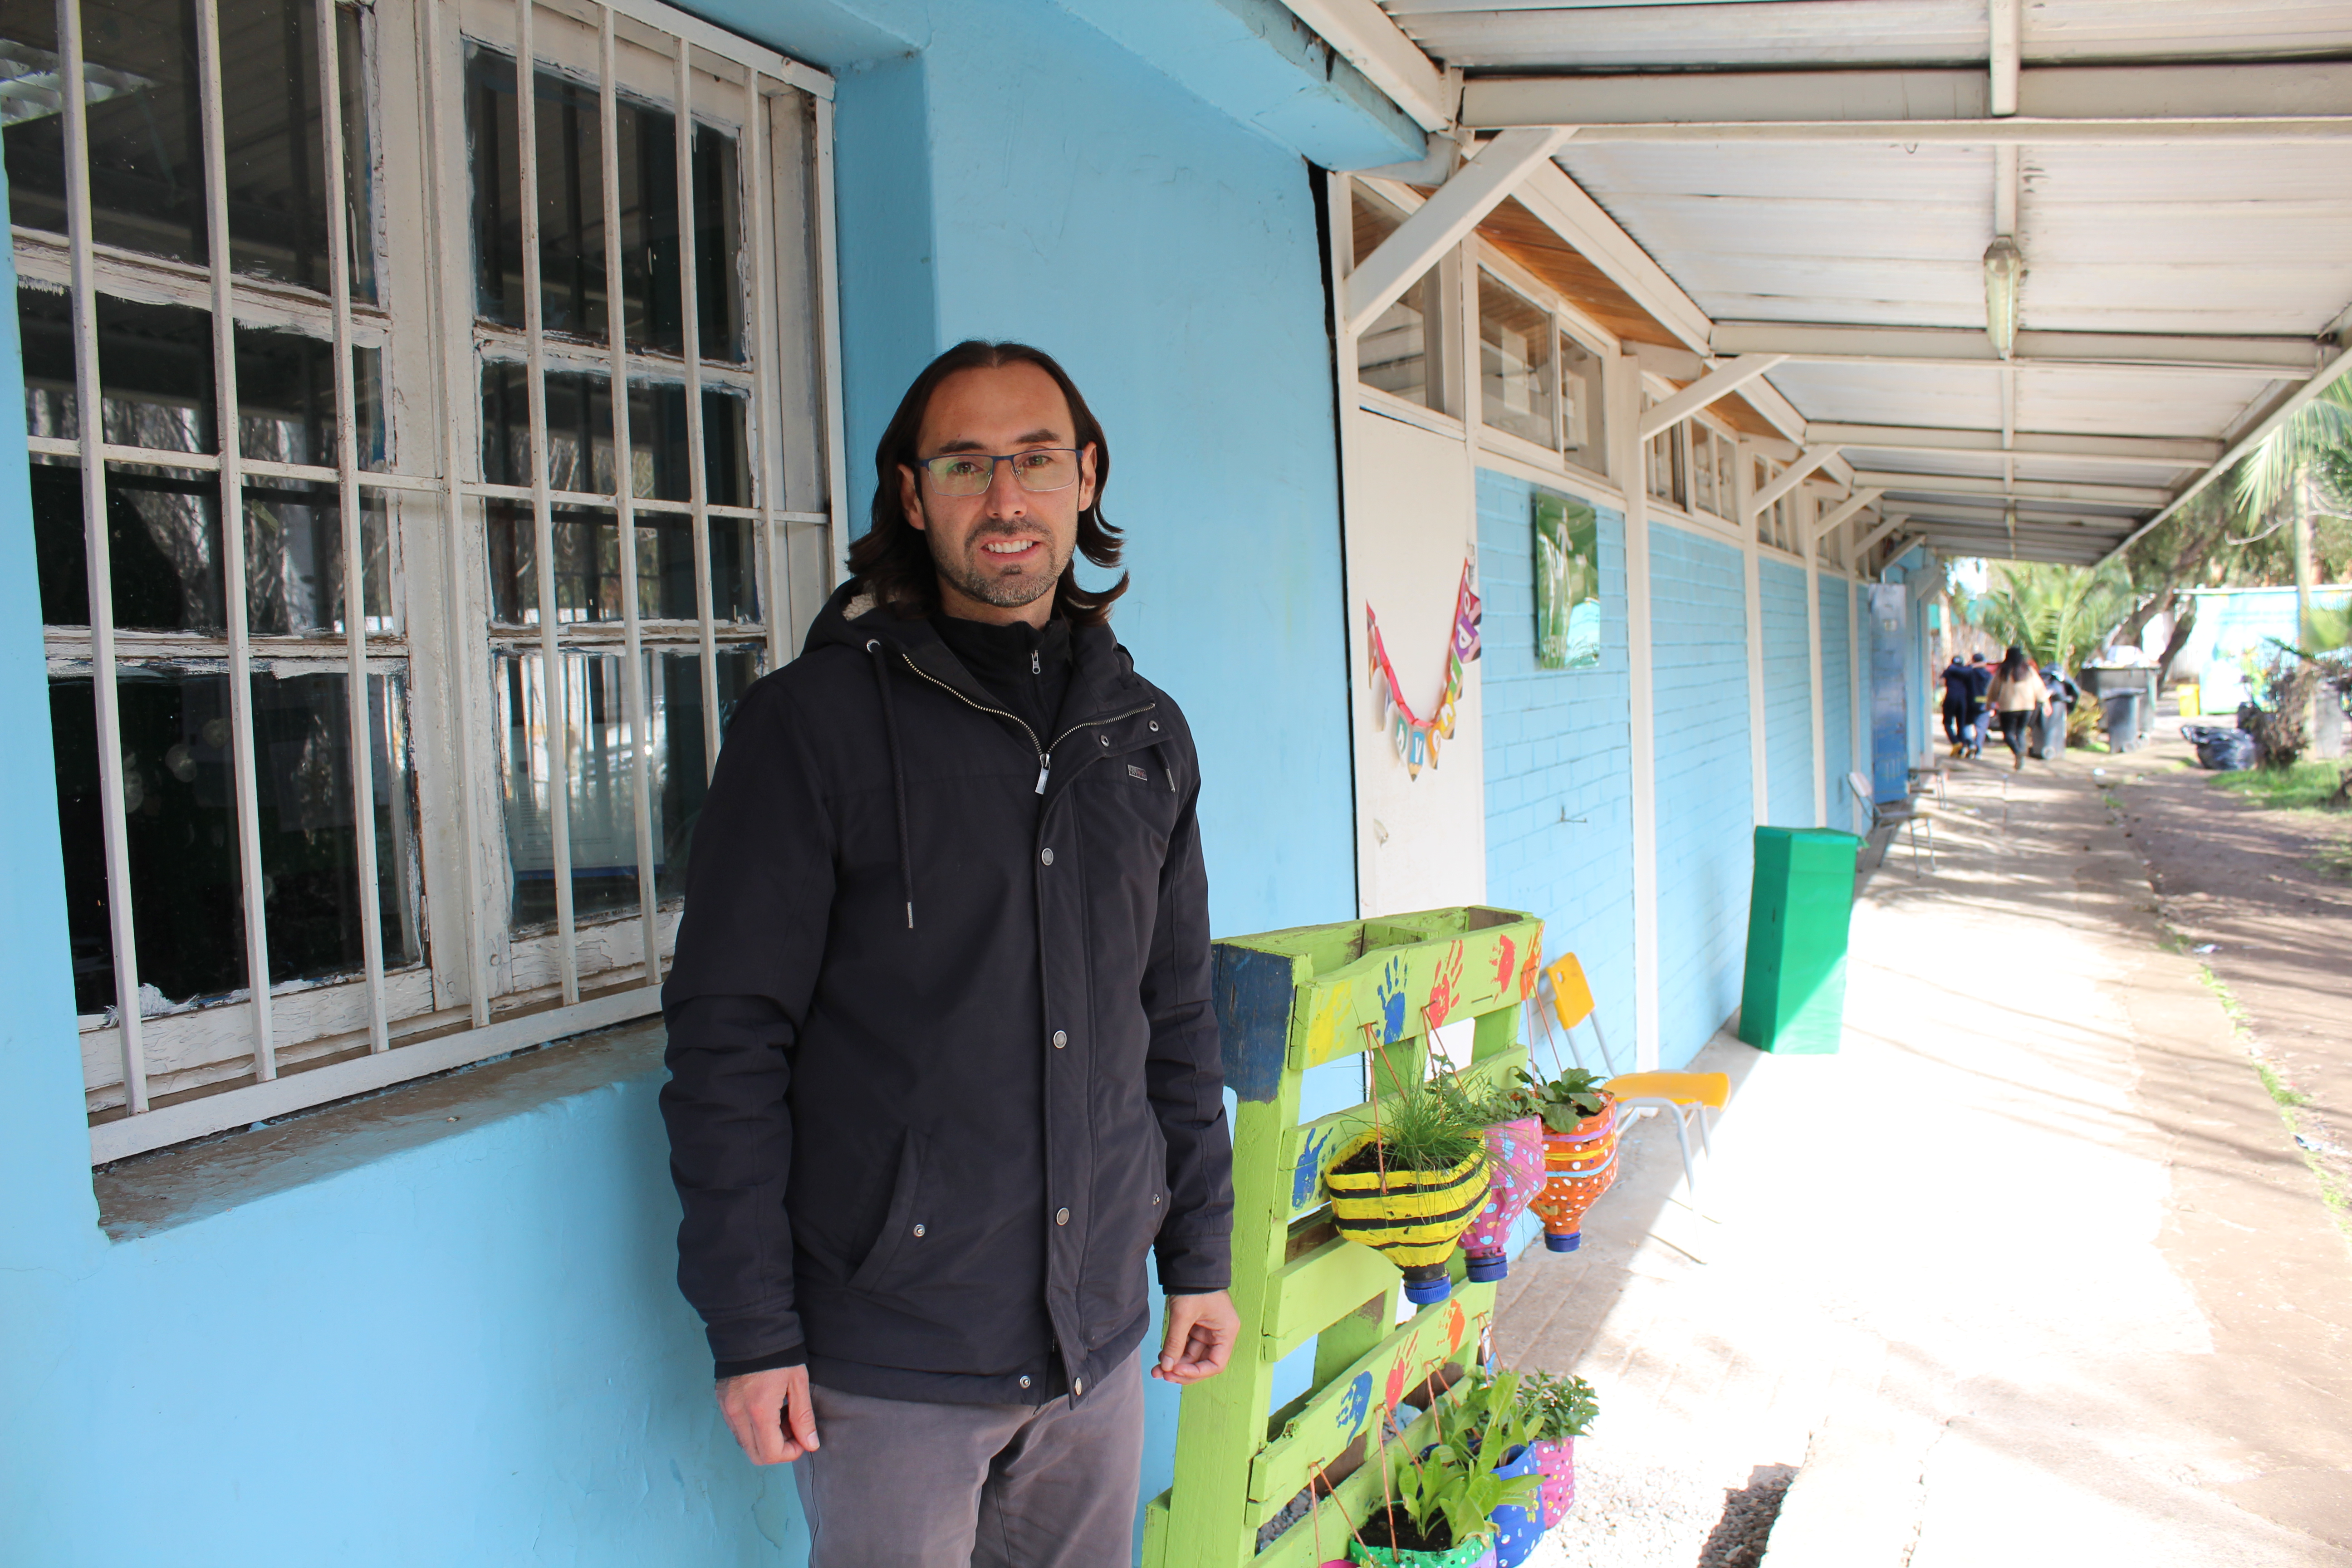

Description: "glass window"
1645 416 1684 509
1479 269 1553 447
1558 331 1606 476
1690 424 1718 517
1350 190 1441 410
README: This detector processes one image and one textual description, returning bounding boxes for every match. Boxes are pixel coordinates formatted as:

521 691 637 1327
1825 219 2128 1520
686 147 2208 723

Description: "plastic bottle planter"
1485 1444 1546 1568
1531 1438 1576 1528
1324 1132 1491 1305
1528 1098 1620 1253
1460 1117 1544 1284
1345 1532 1498 1568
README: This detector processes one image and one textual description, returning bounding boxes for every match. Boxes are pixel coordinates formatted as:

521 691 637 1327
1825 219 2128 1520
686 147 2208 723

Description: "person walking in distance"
1940 654 1973 757
1986 644 2050 772
659 340 1240 1566
1963 652 1993 758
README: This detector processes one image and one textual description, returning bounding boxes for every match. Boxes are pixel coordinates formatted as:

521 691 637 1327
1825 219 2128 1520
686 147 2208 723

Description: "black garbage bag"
2182 724 2257 771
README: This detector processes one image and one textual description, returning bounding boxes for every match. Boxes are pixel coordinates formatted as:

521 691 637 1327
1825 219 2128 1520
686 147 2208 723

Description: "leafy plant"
1379 1370 1542 1553
1967 562 2133 673
1510 1371 1599 1442
1509 1067 1611 1134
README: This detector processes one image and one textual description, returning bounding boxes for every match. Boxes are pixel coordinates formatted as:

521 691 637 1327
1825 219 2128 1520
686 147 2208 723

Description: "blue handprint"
1377 955 1409 1043
1335 1372 1372 1436
1292 1124 1333 1210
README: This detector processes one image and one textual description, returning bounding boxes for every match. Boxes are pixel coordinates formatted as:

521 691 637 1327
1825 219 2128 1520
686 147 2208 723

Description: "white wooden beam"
1463 63 2352 137
1811 487 1885 545
1806 423 2222 467
1849 470 2173 506
1711 321 2321 375
1988 0 2022 119
1274 0 1453 132
1638 356 1788 441
1753 445 1838 516
1852 514 1911 564
1345 127 1569 336
1514 160 1715 356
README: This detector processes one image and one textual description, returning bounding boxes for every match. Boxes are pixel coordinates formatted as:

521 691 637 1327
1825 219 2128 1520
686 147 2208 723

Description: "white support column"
1804 490 1828 827
1736 440 1767 826
1615 351 1661 1070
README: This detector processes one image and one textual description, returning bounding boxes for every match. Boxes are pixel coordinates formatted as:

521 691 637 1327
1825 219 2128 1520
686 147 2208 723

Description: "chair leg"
1669 1108 1695 1197
1587 1015 1618 1078
1692 1104 1714 1162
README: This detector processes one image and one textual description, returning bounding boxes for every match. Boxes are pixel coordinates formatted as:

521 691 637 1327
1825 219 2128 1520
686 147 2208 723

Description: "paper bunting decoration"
1365 561 1481 778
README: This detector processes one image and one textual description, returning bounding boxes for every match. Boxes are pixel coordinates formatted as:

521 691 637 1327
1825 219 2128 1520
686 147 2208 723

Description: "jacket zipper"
898 654 1156 794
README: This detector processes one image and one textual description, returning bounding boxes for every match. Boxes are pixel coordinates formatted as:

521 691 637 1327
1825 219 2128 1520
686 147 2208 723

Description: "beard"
930 526 1072 610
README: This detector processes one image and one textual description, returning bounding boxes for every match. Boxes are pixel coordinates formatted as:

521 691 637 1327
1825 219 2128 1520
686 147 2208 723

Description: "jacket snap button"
1039 847 1054 866
1055 1207 1069 1225
1148 720 1160 732
1052 1029 1067 1048
1151 1194 1161 1205
1019 1375 1031 1389
1073 1378 1084 1396
1098 734 1110 746
912 1223 926 1238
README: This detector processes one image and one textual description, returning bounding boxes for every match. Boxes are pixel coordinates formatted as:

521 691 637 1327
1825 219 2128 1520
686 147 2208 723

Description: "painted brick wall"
1820 571 1854 832
1476 470 1639 1075
1648 523 1753 1068
1759 558 1814 828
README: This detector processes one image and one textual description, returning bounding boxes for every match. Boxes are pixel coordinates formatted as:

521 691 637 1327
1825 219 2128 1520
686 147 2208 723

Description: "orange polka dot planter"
1528 1096 1619 1252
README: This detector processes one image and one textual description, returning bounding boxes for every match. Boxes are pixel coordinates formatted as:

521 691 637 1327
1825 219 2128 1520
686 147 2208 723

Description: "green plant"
1344 1075 1488 1176
1378 1371 1542 1553
1509 1067 1611 1133
1968 562 2133 672
1510 1370 1599 1442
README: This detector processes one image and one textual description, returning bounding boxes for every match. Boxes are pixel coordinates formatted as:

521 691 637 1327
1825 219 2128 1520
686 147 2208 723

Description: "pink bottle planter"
1532 1437 1577 1526
1529 1097 1619 1252
1461 1117 1544 1283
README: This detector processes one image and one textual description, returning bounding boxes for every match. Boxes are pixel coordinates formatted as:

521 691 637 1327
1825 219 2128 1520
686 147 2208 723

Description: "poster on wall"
1534 492 1600 670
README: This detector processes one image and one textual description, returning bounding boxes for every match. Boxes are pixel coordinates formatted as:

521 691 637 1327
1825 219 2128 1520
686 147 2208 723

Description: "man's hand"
716 1365 819 1465
1154 1290 1239 1385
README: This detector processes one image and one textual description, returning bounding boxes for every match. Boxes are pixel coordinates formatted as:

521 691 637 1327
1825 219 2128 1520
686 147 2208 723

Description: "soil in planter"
1357 1505 1455 1555
1332 1142 1476 1179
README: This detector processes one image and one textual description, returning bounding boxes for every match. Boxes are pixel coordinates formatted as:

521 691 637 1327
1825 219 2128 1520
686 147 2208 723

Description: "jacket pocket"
847 1129 927 1294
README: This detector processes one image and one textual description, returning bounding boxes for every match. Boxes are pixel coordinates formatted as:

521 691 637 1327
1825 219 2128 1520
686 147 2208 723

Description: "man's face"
897 362 1098 627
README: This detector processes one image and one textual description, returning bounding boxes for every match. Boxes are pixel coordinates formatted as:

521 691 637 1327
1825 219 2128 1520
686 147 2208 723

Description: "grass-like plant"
1336 1077 1487 1177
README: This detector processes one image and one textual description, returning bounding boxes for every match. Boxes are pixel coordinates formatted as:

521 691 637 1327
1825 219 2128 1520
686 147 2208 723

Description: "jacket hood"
807 578 1145 719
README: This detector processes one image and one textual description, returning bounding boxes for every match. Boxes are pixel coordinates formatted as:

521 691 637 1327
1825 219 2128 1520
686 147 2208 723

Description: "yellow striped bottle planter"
1324 1132 1492 1305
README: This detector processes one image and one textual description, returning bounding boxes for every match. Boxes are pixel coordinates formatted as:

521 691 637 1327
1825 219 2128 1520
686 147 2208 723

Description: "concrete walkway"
1496 749 2352 1567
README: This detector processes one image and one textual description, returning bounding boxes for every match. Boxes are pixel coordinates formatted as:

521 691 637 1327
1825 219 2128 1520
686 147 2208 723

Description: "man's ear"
897 464 926 531
1077 443 1098 514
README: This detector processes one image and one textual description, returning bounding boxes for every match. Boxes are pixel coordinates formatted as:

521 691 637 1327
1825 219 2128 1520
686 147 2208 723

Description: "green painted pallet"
1141 906 1545 1568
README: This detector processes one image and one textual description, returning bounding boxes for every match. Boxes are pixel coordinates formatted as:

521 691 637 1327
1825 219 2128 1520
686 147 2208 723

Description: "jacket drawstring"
867 640 916 929
1152 741 1177 794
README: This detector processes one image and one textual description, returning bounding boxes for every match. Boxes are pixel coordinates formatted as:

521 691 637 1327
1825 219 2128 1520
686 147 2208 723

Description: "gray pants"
791 1353 1144 1567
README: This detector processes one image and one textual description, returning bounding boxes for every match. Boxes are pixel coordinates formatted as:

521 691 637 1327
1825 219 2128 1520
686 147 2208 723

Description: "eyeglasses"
916 448 1082 497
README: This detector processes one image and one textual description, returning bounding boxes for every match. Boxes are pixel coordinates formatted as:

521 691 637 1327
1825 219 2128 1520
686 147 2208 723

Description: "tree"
1970 562 2134 671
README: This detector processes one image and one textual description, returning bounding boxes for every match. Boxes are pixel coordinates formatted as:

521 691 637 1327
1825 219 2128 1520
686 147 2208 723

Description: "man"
1940 655 1971 757
1963 651 1993 758
660 341 1240 1566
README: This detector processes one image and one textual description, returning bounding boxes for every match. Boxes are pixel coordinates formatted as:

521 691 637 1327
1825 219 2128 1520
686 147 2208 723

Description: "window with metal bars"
5 0 842 1163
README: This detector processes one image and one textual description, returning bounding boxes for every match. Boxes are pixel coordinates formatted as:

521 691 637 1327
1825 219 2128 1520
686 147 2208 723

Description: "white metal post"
61 0 149 1112
196 0 277 1078
812 93 851 590
675 38 722 776
320 0 392 1050
1736 439 1767 825
1804 489 1828 827
1614 352 1661 1071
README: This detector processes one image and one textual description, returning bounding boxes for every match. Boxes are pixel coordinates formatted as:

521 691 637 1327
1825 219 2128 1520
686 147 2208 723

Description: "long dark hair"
847 340 1128 625
1998 644 2032 681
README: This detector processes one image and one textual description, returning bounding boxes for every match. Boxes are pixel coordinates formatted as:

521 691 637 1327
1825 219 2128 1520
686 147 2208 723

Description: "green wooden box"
1737 827 1861 1055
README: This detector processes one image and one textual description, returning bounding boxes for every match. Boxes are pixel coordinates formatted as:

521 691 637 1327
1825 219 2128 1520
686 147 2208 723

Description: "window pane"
1645 420 1684 508
1559 333 1606 476
485 500 753 627
1351 193 1436 408
251 667 420 982
49 666 247 1014
32 461 225 632
235 327 386 469
18 284 217 453
1479 270 1552 447
495 649 643 928
217 0 375 300
649 646 760 900
482 363 750 506
244 482 390 635
467 44 740 359
1690 426 1716 516
1 0 207 266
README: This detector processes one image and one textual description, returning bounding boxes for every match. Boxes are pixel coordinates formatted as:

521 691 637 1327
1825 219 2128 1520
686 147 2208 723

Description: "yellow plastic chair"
1542 953 1619 1078
1602 1072 1730 1196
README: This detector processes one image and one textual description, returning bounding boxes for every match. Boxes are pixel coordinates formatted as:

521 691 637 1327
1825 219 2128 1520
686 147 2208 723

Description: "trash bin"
1738 826 1862 1055
2099 687 2146 752
2034 702 2068 758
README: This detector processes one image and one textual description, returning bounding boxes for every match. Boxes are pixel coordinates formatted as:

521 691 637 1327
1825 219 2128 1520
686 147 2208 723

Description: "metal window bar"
675 36 722 774
744 65 784 672
193 0 278 1078
600 3 662 988
813 93 849 592
513 0 581 1006
59 0 147 1113
319 0 393 1050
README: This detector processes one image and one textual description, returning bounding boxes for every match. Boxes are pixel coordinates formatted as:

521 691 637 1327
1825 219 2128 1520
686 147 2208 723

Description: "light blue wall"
1759 558 1814 828
1 4 1369 1564
1475 470 1638 1076
1820 572 1854 833
1647 523 1753 1068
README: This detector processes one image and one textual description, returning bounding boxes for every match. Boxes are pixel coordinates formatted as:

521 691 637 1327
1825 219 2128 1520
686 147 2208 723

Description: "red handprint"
1518 940 1542 1002
1422 941 1465 1036
1490 935 1517 1000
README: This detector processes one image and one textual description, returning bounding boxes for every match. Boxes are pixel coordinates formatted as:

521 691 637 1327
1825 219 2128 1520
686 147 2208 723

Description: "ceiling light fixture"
1983 236 2025 361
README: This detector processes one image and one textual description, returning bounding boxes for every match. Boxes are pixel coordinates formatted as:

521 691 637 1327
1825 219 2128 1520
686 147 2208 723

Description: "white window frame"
1344 178 1464 438
27 0 844 1164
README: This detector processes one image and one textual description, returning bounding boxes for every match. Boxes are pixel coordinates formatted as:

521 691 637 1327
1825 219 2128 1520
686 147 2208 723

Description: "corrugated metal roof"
1371 0 2352 566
